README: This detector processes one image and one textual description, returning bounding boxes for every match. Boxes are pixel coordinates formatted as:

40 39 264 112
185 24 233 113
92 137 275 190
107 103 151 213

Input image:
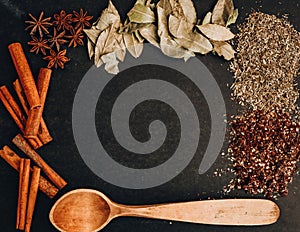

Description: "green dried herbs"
85 0 238 74
230 12 300 111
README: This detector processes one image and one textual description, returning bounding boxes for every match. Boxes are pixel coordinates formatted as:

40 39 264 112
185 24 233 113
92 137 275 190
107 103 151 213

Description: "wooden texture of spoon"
49 189 280 232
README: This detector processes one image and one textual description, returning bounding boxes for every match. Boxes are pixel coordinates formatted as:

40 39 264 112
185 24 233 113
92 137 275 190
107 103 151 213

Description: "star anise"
72 9 93 29
43 49 70 69
25 12 52 37
48 28 68 51
52 10 73 31
65 27 84 47
27 35 51 55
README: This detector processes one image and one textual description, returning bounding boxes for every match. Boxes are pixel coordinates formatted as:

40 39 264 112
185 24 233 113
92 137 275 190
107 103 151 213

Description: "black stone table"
0 0 299 231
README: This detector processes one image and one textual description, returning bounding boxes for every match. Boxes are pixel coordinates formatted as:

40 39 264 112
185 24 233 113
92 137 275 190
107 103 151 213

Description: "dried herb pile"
224 12 300 198
25 9 93 69
84 0 238 74
230 12 300 111
225 109 300 198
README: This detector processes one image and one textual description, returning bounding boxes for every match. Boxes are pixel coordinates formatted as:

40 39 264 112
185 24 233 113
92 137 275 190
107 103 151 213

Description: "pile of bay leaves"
84 0 238 74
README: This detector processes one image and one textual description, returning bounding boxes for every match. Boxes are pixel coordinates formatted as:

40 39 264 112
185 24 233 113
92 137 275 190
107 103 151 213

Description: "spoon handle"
116 199 279 226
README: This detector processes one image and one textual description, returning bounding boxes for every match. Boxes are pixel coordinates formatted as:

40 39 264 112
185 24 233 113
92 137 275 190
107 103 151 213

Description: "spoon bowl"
50 189 280 232
50 189 112 232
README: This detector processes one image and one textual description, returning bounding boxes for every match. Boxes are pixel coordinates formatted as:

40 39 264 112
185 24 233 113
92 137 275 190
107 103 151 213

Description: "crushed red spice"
225 109 300 198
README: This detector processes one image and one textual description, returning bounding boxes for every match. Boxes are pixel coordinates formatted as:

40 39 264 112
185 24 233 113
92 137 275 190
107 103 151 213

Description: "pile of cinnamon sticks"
1 42 53 149
0 42 67 231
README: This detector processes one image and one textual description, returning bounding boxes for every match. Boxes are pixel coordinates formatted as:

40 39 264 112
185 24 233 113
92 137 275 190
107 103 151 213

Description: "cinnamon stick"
25 107 42 138
8 42 42 138
13 79 29 114
16 158 24 229
25 68 52 138
25 166 40 232
0 147 58 198
0 87 25 131
12 134 67 189
8 42 41 109
37 68 52 107
13 79 53 145
37 119 53 145
0 86 26 125
0 86 43 149
18 158 31 230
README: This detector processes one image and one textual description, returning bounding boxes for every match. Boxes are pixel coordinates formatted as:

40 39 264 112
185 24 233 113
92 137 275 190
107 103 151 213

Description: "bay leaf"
211 0 234 26
94 0 121 31
94 25 116 67
168 14 194 38
157 0 172 16
169 0 184 19
174 31 213 54
196 24 234 41
115 33 126 62
139 24 160 48
120 20 150 34
157 5 169 37
136 0 154 6
135 30 145 43
136 0 147 5
95 58 103 68
123 33 144 58
226 8 238 27
212 41 235 60
177 0 197 24
127 3 156 24
202 12 212 25
101 52 119 75
167 11 213 55
83 28 101 44
94 49 103 68
87 38 95 60
95 25 116 55
157 5 194 60
160 36 195 61
95 12 119 31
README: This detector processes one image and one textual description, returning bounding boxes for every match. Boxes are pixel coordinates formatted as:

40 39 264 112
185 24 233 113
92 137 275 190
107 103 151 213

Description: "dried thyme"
230 12 300 111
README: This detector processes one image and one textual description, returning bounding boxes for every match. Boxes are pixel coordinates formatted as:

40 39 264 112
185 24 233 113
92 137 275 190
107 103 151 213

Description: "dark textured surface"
0 0 299 231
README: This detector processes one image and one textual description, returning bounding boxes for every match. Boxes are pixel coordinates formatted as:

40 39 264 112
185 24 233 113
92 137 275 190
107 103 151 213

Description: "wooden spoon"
50 189 280 232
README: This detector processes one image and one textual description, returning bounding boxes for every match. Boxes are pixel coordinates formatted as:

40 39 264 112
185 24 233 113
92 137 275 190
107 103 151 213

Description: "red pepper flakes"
225 109 300 198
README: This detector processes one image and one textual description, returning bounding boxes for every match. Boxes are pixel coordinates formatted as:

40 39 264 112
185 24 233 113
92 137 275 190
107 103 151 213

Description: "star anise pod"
52 10 73 31
27 35 51 55
25 12 52 37
48 28 68 51
43 49 70 69
65 27 84 47
72 9 93 29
